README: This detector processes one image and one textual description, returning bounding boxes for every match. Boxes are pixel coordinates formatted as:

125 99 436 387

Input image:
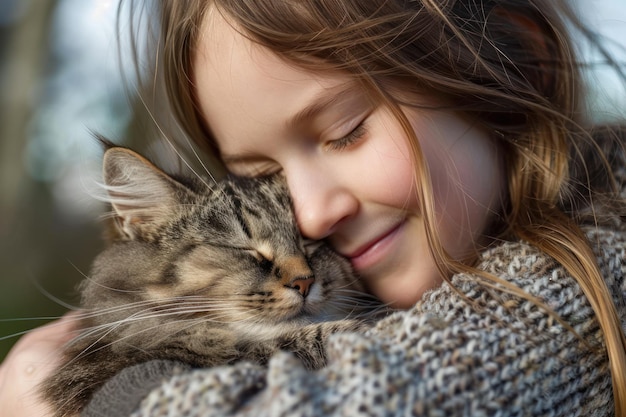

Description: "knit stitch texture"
80 223 625 417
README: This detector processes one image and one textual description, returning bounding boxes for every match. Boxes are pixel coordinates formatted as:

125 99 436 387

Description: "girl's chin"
364 273 441 309
358 245 442 308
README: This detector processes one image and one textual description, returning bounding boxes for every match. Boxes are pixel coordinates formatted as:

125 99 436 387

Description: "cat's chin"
231 316 314 339
274 305 318 323
266 297 329 323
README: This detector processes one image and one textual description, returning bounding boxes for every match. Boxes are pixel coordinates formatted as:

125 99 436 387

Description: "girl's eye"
326 119 368 151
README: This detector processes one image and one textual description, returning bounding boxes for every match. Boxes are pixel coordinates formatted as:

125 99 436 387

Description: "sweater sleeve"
81 360 191 417
127 313 611 417
85 233 622 417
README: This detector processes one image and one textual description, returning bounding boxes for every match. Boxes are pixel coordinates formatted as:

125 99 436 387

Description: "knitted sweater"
80 221 626 417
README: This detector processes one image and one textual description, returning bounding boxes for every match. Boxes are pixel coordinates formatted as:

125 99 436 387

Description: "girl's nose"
286 167 359 240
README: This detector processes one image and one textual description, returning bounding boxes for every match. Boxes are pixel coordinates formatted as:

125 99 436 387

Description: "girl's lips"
347 221 405 271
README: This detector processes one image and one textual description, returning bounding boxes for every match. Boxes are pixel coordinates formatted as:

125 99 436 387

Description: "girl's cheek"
365 109 421 209
405 108 505 256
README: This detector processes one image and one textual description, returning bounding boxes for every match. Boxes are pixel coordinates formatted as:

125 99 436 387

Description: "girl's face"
194 14 505 308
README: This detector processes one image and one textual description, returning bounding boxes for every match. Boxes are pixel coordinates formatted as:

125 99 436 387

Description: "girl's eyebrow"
287 82 361 129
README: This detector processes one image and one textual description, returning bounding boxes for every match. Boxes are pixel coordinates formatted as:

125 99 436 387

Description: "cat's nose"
288 276 315 298
279 256 315 297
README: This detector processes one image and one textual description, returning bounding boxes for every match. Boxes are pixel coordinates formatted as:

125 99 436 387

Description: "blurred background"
0 0 625 361
0 0 191 359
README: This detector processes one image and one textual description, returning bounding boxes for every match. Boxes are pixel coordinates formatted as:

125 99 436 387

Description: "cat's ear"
102 147 192 239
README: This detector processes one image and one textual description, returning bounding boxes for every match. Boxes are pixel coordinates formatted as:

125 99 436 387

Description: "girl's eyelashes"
326 119 368 151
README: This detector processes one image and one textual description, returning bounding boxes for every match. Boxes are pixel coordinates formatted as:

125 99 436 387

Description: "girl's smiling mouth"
345 220 406 271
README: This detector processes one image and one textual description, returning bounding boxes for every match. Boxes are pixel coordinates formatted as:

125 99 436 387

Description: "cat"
42 145 383 417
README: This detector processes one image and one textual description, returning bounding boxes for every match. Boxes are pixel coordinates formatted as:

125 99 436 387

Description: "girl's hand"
0 313 78 417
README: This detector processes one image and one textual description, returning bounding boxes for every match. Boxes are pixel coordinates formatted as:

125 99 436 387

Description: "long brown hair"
136 0 626 413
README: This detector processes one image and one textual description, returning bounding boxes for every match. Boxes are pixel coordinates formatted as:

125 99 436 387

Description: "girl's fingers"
0 312 79 417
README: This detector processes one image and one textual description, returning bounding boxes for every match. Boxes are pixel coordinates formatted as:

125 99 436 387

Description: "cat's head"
85 146 360 326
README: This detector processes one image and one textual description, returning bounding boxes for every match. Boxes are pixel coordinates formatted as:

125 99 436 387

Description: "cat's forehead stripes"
221 181 253 239
219 177 287 242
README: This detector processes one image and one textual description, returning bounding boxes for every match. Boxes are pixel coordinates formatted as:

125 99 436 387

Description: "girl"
2 0 626 415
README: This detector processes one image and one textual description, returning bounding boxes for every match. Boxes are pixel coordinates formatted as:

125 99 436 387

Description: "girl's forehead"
196 11 325 88
193 11 358 150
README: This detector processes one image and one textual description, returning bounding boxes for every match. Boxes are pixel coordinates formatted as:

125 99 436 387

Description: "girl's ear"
102 147 192 239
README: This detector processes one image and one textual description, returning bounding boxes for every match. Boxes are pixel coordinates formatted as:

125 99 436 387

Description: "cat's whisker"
0 327 46 342
328 295 383 307
74 275 146 297
26 269 81 311
326 292 386 306
67 304 224 360
76 300 173 319
64 322 132 366
0 316 64 323
53 384 98 417
0 310 106 342
324 297 392 320
119 323 195 354
68 315 224 363
77 295 247 316
77 300 246 326
180 136 219 185
124 317 209 349
74 304 249 337
133 90 218 187
225 307 286 325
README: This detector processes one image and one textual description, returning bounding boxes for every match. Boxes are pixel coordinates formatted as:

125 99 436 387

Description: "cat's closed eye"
246 249 274 272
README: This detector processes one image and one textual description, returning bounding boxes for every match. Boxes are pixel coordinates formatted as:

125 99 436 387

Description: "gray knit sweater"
80 220 625 417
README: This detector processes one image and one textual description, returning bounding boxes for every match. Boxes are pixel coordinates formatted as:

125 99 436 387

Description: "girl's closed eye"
326 118 369 151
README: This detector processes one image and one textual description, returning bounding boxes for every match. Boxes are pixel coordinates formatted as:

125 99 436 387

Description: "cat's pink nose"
289 276 315 298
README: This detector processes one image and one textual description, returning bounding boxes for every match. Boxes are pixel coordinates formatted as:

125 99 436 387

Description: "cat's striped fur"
42 146 381 417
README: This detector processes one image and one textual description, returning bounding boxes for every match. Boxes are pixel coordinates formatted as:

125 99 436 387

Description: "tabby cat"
42 145 382 417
